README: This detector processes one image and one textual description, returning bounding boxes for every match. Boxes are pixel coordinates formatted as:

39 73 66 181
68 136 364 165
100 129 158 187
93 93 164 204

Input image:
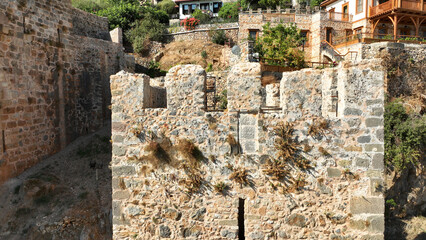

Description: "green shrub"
72 0 111 13
201 50 207 59
258 0 291 9
218 2 239 21
217 90 227 110
384 100 425 171
254 23 305 68
192 9 211 24
126 14 166 53
96 2 144 31
158 0 177 14
211 29 228 45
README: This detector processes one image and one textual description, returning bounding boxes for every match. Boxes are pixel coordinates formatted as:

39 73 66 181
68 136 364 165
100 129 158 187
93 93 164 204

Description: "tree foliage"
384 100 425 171
158 0 177 14
126 14 166 53
191 9 211 24
218 2 240 21
254 23 305 67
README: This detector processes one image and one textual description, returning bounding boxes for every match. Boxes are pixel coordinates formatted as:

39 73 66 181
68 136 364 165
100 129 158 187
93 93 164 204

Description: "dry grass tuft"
263 158 289 180
182 169 203 194
308 119 329 137
318 147 331 157
213 181 229 193
273 122 298 161
229 168 249 185
176 139 204 168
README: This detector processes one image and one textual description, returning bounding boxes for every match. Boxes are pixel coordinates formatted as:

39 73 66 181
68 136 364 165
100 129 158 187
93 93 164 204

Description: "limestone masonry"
0 0 133 183
106 43 414 239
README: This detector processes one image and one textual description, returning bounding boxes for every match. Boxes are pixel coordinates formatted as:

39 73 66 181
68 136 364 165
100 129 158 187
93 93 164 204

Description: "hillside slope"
0 126 112 240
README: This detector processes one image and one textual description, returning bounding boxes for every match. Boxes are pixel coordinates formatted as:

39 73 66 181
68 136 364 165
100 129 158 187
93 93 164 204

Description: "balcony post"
393 15 398 40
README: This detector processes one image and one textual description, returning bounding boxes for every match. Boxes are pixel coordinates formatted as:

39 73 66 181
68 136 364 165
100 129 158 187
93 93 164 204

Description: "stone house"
238 1 425 63
175 0 227 19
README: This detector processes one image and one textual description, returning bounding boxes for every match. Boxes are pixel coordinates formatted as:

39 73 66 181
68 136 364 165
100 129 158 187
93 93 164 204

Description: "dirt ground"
158 40 229 71
0 125 112 240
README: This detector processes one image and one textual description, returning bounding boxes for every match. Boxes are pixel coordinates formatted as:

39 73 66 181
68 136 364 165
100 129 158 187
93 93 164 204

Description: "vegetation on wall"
157 0 177 14
254 23 305 67
126 14 166 54
384 99 425 171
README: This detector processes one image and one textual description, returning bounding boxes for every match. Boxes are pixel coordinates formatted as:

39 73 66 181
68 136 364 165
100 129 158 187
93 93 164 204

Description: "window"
183 4 190 15
354 27 362 39
191 4 197 14
326 28 333 43
200 3 210 11
248 30 258 40
342 3 349 21
213 2 222 13
300 30 310 47
356 0 363 13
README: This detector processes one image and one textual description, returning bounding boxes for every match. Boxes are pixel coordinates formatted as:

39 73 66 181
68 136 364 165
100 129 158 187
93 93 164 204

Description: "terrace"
370 0 425 18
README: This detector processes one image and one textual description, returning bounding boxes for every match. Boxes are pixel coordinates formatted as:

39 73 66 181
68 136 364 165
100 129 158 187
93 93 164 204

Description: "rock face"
0 0 133 184
111 56 388 239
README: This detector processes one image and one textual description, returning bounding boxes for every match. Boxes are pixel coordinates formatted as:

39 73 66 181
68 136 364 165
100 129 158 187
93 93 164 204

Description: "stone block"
159 225 171 238
327 167 341 178
112 145 126 156
112 190 130 199
357 135 371 143
344 108 362 116
240 126 256 139
218 219 238 226
364 144 384 152
365 118 383 127
375 129 384 142
371 107 384 116
350 197 384 214
250 232 265 240
112 166 136 176
355 158 370 168
371 154 384 170
286 214 307 227
240 114 257 125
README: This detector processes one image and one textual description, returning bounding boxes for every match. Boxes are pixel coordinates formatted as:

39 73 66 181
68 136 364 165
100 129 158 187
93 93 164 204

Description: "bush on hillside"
72 0 111 13
211 29 228 45
258 0 291 9
191 9 211 24
384 100 425 171
126 14 166 53
218 2 239 21
158 0 177 14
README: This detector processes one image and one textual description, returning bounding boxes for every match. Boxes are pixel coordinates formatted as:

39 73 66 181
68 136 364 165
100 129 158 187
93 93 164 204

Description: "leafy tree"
254 23 305 67
384 100 425 171
72 0 111 13
158 0 177 14
96 2 144 31
218 2 240 21
126 14 166 53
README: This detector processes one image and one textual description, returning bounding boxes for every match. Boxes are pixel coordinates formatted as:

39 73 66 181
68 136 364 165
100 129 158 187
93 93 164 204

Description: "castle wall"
0 0 133 183
111 57 386 239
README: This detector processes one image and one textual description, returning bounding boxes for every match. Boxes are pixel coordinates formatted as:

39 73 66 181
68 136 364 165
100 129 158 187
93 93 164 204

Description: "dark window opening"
183 4 190 15
248 30 258 41
213 2 222 13
238 198 245 240
200 3 210 11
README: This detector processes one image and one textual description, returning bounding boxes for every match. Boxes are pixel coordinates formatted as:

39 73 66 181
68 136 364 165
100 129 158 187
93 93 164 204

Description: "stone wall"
166 23 239 44
111 57 386 239
0 0 133 183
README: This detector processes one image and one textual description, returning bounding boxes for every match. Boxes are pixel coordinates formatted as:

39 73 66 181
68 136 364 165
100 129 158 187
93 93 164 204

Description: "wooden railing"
328 12 352 22
370 0 424 17
401 0 422 9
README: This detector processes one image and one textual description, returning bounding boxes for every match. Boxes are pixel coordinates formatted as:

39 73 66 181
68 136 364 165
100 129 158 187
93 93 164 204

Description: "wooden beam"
410 17 419 37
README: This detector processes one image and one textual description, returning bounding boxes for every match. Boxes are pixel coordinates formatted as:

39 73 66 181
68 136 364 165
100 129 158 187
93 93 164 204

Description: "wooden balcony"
369 0 426 18
328 12 352 22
